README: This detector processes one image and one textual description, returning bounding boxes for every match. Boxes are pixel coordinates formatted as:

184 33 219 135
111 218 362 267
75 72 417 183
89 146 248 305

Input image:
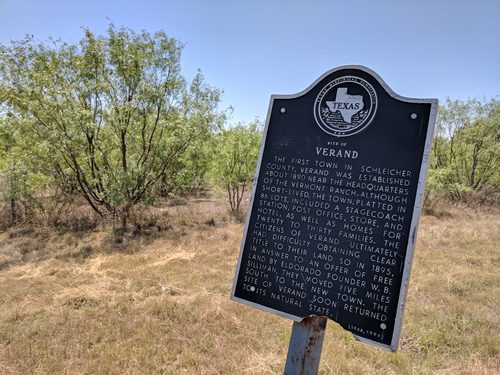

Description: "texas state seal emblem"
314 76 377 137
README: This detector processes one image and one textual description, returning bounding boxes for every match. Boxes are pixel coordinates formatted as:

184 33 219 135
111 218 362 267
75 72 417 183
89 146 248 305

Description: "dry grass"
0 201 498 374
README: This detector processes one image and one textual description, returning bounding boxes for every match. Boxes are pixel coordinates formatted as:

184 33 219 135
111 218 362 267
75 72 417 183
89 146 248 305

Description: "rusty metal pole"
283 316 327 375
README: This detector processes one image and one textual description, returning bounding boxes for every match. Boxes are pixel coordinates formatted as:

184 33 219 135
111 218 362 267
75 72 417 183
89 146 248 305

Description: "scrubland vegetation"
0 25 498 374
0 25 498 229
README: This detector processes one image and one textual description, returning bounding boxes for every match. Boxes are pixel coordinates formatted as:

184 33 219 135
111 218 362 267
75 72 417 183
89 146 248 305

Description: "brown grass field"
0 200 498 374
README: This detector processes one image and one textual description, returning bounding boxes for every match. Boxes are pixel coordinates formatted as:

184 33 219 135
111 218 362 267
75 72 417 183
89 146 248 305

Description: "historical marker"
231 65 437 351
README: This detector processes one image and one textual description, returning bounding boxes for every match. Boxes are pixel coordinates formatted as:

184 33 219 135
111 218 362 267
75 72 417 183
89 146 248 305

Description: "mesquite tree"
0 25 224 229
431 98 499 199
212 121 262 218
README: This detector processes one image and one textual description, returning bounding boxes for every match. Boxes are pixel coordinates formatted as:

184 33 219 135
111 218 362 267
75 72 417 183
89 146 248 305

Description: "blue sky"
1 0 498 123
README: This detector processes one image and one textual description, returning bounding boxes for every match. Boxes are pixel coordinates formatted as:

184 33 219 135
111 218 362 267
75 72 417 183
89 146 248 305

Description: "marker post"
284 317 327 375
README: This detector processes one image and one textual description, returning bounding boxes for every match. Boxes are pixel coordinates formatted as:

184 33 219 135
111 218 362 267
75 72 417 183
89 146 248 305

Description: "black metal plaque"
231 66 437 350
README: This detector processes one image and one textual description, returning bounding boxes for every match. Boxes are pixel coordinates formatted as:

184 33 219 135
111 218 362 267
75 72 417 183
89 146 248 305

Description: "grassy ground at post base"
0 201 498 374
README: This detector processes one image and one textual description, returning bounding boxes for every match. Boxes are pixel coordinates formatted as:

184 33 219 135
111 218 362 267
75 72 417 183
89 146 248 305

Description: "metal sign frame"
231 65 438 351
